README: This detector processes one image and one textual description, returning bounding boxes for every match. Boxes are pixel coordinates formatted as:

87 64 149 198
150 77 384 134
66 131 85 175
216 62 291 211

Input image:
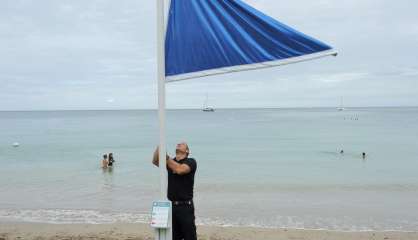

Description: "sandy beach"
0 222 417 240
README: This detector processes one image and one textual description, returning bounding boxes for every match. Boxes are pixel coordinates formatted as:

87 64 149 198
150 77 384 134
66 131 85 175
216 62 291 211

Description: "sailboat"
202 93 215 112
337 97 345 111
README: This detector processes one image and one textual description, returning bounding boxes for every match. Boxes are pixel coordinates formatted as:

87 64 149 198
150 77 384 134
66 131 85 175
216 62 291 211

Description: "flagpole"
157 0 166 201
156 0 172 240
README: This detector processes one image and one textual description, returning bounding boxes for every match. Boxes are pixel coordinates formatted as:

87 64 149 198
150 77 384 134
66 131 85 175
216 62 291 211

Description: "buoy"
12 142 19 147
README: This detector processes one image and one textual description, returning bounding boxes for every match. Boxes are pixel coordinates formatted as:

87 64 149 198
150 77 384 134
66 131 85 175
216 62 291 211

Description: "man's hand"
152 147 159 166
152 146 170 167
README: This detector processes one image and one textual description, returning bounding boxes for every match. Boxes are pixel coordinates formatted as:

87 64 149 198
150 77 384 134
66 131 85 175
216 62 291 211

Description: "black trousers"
172 204 197 240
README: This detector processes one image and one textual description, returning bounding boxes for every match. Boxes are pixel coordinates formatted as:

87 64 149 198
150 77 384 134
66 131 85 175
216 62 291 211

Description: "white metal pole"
156 0 171 240
157 0 167 201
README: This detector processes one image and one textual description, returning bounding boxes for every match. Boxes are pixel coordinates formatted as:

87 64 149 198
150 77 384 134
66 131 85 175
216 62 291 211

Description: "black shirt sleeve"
183 158 197 173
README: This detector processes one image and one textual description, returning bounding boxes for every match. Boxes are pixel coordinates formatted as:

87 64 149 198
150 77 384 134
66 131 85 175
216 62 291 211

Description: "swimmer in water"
108 153 115 167
102 154 109 168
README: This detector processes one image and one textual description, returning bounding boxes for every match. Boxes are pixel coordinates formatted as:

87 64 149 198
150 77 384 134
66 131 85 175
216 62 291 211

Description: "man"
152 142 197 240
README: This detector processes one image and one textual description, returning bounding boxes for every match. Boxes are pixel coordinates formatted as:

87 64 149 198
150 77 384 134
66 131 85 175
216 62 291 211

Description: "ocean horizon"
1 107 417 231
1 105 418 112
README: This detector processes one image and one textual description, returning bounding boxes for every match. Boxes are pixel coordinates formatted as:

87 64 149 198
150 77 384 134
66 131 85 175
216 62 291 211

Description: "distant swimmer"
362 152 366 159
102 154 109 168
340 149 344 154
108 153 115 167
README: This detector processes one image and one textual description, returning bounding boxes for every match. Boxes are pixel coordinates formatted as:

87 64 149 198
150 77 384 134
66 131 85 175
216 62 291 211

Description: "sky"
1 0 417 110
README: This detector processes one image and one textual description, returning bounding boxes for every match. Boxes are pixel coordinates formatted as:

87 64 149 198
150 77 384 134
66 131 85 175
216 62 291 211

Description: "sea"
0 108 417 231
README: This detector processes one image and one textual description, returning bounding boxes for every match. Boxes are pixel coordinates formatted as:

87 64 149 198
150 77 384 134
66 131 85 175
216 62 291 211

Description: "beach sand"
0 223 417 240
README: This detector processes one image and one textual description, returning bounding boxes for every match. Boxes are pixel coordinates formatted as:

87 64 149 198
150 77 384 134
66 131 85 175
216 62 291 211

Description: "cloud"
0 0 417 110
309 72 370 83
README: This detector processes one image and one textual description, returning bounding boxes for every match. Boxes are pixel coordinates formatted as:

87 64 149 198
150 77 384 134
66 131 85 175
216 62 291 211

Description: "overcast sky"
1 0 417 110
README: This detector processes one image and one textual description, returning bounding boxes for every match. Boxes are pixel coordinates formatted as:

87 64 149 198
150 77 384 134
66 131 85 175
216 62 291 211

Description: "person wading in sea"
101 154 109 168
152 142 197 240
108 152 115 167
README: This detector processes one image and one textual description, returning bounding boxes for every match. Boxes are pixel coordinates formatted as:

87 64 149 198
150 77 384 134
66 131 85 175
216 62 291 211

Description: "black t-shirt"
167 157 197 201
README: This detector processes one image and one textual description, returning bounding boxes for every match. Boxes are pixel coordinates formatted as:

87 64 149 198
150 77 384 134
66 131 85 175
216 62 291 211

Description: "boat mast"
203 93 209 109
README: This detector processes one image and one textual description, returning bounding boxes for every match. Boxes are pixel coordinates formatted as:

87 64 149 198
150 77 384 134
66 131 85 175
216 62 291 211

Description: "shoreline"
1 222 417 240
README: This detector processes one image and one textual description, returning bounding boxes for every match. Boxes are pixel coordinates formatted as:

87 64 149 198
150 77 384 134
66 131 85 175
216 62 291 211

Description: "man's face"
175 142 189 157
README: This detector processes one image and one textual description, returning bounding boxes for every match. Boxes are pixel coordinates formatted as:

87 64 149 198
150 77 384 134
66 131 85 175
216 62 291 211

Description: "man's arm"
167 158 191 175
152 147 160 167
152 147 175 167
152 147 191 175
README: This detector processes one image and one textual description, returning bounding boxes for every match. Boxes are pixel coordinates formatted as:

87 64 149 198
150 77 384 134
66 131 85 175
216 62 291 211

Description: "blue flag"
165 0 336 82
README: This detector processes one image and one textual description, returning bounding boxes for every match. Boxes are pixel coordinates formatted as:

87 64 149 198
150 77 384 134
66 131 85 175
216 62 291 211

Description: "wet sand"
1 222 417 240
